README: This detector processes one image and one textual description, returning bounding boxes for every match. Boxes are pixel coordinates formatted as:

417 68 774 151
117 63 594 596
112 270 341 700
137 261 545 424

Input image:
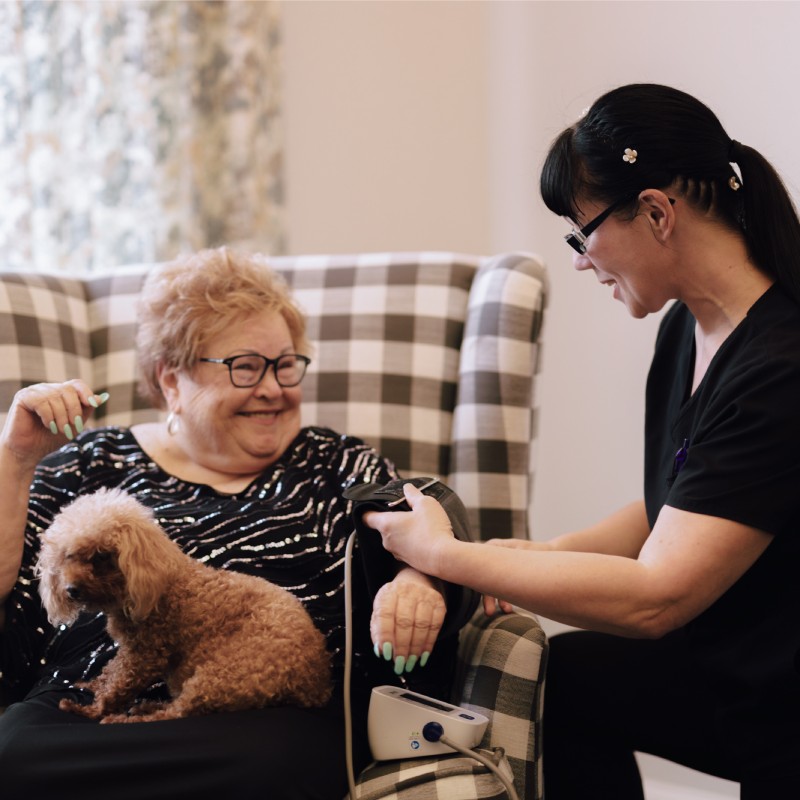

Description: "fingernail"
98 392 110 404
74 416 84 434
63 424 73 441
382 642 393 661
88 396 98 408
49 421 58 435
405 654 418 673
374 643 380 658
393 655 406 675
420 651 430 667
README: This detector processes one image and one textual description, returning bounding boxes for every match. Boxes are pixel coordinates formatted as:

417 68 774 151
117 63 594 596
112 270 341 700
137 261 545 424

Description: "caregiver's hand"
362 483 455 575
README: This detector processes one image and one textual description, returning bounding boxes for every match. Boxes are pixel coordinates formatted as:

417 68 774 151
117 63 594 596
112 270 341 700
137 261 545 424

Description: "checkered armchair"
0 252 548 800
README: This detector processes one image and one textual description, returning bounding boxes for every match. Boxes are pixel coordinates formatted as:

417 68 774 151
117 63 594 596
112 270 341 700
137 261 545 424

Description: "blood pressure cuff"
344 477 480 639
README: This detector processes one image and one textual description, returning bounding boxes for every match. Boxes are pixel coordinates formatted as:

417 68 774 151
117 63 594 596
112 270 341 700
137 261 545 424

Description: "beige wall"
282 1 492 255
283 5 800 793
283 0 800 528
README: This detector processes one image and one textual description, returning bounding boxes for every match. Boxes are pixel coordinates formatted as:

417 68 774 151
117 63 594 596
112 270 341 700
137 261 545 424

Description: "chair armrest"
452 609 548 800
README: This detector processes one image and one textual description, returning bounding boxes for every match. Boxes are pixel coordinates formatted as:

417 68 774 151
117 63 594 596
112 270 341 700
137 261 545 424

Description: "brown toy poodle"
36 487 332 723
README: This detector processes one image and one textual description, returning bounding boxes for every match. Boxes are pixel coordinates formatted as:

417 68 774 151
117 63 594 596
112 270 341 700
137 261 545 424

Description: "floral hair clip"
622 148 638 164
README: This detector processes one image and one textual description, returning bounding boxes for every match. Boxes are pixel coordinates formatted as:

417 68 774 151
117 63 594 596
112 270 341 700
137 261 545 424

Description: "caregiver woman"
364 84 800 799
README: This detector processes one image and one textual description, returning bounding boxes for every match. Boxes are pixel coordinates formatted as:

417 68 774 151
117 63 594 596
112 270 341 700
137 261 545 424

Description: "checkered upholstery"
451 610 547 799
0 252 547 542
0 272 94 407
353 609 546 800
0 252 549 798
0 265 163 428
351 745 515 800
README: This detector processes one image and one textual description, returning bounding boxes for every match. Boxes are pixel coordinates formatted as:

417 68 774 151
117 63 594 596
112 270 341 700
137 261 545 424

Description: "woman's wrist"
427 534 465 582
0 440 40 482
394 564 446 597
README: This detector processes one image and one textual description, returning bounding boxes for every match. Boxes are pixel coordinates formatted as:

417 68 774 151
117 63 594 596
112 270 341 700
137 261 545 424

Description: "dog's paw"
128 699 166 715
59 698 102 719
99 712 133 724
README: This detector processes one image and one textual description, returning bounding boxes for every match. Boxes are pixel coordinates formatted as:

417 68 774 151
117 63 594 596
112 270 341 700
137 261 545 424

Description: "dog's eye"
91 551 115 569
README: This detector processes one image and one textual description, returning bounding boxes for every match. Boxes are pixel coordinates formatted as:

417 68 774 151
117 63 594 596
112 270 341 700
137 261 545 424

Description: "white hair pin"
622 148 638 164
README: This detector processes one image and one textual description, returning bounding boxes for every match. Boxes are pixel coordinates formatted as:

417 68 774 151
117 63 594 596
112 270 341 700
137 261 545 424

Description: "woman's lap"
0 690 362 800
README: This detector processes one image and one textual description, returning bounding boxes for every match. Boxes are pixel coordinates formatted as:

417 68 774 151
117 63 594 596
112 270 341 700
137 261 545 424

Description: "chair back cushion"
0 251 547 540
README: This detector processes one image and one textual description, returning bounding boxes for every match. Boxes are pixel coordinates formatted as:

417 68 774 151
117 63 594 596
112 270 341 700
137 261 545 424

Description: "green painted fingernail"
405 654 418 673
393 656 406 675
74 416 84 434
49 421 58 435
88 396 98 408
374 643 380 658
63 423 73 441
382 642 393 661
420 651 430 667
98 392 110 404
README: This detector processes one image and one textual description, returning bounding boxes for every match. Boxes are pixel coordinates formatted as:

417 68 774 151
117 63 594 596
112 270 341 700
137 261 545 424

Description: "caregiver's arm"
365 485 772 639
487 500 651 559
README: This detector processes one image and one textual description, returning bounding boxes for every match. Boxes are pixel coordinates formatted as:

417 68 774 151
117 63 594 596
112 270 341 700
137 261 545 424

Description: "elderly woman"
0 248 474 799
365 84 800 799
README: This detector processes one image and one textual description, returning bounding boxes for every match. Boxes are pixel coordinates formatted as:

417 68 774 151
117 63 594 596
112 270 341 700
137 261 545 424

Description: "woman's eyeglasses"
199 354 311 388
564 195 674 254
564 196 633 254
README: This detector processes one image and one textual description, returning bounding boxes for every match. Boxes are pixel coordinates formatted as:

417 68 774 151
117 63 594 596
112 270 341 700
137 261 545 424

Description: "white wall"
487 0 800 543
282 2 800 797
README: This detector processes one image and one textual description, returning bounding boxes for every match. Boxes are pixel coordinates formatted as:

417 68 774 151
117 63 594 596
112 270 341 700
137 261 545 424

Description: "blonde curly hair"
136 247 310 409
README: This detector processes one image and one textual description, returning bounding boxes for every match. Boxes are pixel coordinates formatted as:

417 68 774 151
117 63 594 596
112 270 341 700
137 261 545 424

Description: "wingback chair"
0 251 549 800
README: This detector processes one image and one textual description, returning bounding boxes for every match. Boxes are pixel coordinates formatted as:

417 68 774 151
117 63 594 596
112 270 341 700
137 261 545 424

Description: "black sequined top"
0 426 403 704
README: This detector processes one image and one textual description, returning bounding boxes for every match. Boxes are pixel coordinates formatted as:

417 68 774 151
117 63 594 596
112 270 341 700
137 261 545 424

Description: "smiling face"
568 193 678 319
160 310 304 476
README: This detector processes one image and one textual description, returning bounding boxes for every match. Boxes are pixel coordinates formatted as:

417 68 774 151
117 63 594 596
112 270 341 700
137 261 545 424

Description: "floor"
639 754 737 799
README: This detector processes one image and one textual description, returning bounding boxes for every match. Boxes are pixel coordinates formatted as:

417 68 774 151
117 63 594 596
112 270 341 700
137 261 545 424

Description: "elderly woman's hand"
371 566 446 675
2 380 109 467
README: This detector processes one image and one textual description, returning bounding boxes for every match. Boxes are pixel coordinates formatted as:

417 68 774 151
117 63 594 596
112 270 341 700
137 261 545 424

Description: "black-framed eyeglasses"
564 195 675 254
198 353 311 388
564 196 634 254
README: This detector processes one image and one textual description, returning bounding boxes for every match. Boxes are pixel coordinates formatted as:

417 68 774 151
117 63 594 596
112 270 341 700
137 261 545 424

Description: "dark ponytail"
541 84 800 305
730 140 800 304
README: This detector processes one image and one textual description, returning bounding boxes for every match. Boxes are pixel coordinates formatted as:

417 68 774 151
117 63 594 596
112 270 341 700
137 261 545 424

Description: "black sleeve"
0 441 86 701
345 476 480 640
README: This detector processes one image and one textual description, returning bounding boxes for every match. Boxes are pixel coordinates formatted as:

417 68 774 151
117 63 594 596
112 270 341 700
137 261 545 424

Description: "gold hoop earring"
166 411 180 437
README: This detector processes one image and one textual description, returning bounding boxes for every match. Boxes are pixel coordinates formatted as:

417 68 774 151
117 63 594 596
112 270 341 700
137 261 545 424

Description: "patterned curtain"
0 1 284 272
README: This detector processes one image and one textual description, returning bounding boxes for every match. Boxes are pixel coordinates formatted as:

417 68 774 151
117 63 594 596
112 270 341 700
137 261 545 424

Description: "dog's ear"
36 531 80 625
115 511 182 622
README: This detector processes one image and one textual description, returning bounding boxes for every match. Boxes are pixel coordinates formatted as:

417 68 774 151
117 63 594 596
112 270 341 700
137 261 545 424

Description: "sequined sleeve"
1 438 91 701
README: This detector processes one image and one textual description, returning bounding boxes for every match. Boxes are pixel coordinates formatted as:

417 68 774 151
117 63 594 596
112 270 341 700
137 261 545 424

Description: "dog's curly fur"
36 487 332 723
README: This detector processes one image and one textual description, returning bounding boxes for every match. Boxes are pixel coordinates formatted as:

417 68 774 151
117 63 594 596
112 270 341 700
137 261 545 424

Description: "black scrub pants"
543 629 800 800
0 689 371 800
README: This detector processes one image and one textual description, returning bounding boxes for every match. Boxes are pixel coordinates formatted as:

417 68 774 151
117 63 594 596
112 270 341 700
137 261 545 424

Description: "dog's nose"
66 585 83 601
